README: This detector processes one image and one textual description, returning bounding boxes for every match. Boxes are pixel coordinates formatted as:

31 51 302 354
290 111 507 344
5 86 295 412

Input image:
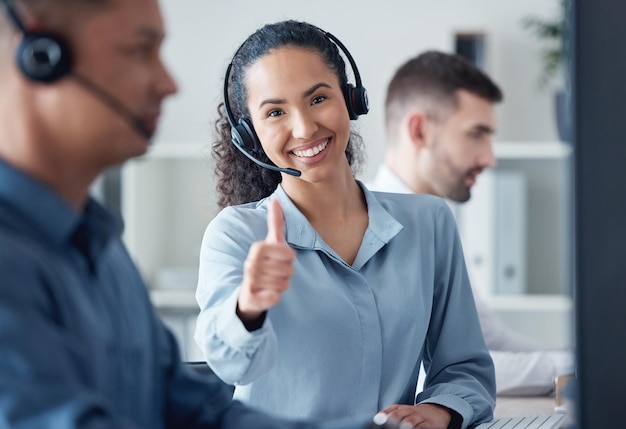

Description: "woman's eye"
311 95 327 105
268 109 284 118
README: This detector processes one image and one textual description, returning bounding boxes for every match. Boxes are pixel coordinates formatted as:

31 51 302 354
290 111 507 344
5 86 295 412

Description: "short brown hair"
385 50 503 141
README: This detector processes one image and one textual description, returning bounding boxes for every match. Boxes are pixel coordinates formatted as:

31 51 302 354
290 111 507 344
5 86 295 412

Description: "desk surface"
494 396 557 418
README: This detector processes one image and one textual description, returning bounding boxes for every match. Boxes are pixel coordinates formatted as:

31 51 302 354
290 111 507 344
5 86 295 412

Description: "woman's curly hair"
213 20 365 209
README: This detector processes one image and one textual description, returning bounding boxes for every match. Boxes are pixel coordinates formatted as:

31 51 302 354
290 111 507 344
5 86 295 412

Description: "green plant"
522 0 567 88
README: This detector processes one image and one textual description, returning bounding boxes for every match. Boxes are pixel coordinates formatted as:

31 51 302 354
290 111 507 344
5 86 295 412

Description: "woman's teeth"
292 139 328 158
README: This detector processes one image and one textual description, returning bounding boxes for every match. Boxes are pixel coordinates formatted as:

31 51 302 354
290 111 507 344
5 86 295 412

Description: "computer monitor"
572 0 626 427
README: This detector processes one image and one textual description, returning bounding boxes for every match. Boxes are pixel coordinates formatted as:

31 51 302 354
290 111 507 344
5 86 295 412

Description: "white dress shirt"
368 165 574 396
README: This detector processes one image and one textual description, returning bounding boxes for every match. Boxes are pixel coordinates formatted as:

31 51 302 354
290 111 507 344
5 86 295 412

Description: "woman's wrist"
236 303 266 331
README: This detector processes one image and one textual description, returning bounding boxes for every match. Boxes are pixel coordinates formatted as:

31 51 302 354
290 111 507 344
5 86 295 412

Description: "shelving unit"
121 141 215 290
457 141 573 347
493 141 572 159
120 141 212 361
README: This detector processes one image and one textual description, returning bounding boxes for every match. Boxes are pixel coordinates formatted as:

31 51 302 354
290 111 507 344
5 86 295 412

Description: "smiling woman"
213 20 366 209
194 19 496 429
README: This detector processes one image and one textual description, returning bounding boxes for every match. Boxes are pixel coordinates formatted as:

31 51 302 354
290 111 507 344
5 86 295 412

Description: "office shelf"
460 140 573 346
493 141 572 159
150 289 197 309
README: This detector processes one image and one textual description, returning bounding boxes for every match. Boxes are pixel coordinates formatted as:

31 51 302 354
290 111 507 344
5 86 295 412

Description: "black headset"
1 0 72 83
0 0 154 139
223 25 369 177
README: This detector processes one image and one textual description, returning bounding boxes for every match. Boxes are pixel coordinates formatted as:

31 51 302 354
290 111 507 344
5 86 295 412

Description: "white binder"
456 170 496 299
456 170 527 297
494 171 527 295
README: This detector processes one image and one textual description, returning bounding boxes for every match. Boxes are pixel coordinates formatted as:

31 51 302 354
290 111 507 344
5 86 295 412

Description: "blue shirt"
195 184 496 429
0 160 372 429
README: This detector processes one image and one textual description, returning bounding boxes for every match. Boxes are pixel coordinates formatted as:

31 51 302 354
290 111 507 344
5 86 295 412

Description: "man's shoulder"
0 200 39 250
0 198 72 288
0 219 51 298
0 218 46 262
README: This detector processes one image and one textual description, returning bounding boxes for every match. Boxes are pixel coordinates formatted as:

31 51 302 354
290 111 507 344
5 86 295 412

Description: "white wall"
155 0 563 179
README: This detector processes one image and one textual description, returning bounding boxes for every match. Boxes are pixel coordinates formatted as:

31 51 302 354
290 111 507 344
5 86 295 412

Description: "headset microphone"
71 73 153 140
230 133 302 177
0 0 152 141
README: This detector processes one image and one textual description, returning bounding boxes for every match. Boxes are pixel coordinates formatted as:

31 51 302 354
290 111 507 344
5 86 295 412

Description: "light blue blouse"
195 183 495 428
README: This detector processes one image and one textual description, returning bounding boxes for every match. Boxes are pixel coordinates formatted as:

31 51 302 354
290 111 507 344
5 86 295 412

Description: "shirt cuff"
213 288 272 351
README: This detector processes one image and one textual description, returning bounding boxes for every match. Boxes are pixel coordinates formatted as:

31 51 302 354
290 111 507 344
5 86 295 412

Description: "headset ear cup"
232 118 262 154
231 122 253 152
343 84 369 120
16 32 72 83
351 85 369 117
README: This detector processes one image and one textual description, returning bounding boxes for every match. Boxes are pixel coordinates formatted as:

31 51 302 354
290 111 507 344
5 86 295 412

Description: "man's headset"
0 0 153 139
223 26 369 177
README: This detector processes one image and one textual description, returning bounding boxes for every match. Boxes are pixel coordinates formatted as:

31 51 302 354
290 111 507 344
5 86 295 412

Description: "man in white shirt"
368 50 573 396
